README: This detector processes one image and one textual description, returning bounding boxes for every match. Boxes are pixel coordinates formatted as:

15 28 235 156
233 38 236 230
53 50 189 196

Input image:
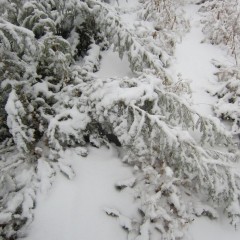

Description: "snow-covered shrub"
45 67 240 237
0 1 94 238
0 18 39 152
200 0 240 64
0 139 55 239
0 0 240 239
73 74 239 237
138 0 189 56
199 0 240 137
211 62 240 135
90 0 172 81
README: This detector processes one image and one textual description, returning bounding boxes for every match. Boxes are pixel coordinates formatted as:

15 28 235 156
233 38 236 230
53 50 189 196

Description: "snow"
23 146 139 240
169 3 240 239
0 212 12 225
104 207 133 231
96 47 133 79
16 1 240 240
7 192 23 212
111 0 139 8
115 177 136 189
189 217 240 240
136 220 150 240
169 4 234 116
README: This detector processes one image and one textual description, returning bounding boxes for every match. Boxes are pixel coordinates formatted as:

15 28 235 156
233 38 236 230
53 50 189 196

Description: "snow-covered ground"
189 217 240 240
96 48 133 78
23 144 240 240
23 146 139 240
22 1 240 240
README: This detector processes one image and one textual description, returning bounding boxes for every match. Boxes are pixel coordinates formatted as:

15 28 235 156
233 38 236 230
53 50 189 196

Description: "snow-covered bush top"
0 0 239 239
